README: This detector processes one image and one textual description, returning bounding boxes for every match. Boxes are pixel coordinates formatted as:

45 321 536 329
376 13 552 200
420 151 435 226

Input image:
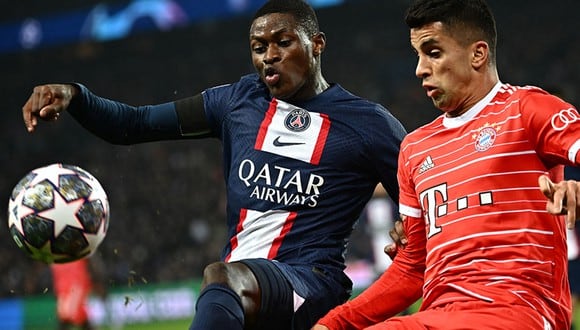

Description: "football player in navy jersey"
21 0 407 329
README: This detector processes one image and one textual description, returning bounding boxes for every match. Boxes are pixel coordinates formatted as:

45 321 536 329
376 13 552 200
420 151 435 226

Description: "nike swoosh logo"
273 136 305 147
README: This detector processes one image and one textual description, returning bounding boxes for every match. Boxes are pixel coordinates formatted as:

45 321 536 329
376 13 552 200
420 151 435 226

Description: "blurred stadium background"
1 0 578 329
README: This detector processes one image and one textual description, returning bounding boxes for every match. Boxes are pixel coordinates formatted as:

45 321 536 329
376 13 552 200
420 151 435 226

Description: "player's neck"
314 73 329 95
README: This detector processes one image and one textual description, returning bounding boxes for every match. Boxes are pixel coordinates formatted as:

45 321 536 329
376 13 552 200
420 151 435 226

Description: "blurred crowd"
0 0 578 297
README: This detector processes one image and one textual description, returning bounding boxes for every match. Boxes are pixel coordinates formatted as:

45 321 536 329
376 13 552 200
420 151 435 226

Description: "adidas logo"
418 156 434 174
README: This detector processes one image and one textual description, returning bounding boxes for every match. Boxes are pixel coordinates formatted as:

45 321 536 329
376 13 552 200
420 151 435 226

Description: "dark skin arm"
22 84 263 328
539 174 580 229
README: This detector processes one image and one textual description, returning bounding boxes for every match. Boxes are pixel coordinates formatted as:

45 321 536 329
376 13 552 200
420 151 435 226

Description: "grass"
94 301 579 330
99 319 192 330
53 296 580 330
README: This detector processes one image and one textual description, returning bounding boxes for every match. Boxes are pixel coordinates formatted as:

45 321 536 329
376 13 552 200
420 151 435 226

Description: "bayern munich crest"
473 123 500 152
284 108 311 132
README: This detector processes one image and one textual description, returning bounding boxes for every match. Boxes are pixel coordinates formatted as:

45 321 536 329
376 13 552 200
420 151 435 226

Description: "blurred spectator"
565 166 580 330
364 184 397 276
568 226 580 330
344 184 398 291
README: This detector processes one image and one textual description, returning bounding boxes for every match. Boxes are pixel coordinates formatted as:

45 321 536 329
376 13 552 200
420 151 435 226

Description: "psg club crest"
255 99 329 165
472 122 500 152
284 108 311 132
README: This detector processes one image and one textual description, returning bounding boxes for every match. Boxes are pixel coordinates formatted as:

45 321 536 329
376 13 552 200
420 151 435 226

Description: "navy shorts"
569 257 580 295
239 258 352 330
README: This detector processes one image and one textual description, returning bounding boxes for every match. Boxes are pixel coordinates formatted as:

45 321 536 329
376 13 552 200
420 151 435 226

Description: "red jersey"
397 83 578 329
317 83 579 330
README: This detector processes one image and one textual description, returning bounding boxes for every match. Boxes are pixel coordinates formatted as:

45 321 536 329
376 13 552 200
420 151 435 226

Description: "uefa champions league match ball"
7 163 109 264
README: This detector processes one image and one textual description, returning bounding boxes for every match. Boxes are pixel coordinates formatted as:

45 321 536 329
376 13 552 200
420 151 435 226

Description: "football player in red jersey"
314 0 580 329
51 258 102 330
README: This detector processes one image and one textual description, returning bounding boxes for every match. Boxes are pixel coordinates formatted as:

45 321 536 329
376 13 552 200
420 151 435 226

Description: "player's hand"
22 84 77 132
538 174 580 229
311 325 329 330
384 219 408 260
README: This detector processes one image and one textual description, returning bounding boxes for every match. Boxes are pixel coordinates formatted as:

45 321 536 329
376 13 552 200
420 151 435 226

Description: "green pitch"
98 307 580 329
100 319 191 330
56 297 580 330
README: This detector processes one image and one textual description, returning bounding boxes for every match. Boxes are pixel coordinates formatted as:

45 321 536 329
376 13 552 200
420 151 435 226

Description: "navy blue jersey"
70 73 405 274
202 74 405 270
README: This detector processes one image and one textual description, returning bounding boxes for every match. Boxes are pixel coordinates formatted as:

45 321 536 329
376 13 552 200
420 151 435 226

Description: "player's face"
250 13 321 101
410 22 478 117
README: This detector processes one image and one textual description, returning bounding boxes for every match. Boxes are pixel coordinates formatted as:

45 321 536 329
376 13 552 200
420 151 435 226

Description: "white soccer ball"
7 163 109 264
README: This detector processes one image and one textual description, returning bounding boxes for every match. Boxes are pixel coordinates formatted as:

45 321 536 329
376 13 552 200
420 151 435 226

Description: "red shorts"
56 283 90 325
364 301 551 330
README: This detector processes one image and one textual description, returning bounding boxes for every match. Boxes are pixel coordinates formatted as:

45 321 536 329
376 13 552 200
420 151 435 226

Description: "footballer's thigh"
202 259 353 329
201 261 261 327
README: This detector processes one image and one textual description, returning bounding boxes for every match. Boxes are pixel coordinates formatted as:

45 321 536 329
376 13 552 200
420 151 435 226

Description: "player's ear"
471 41 489 70
312 32 326 56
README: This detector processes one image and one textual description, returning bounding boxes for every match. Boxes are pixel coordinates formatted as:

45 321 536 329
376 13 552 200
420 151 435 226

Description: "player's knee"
200 261 261 319
202 261 258 292
202 261 259 287
202 261 230 286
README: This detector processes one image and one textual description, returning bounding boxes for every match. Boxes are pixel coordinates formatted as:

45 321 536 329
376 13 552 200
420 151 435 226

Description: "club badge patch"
284 108 311 132
255 99 330 164
472 123 500 152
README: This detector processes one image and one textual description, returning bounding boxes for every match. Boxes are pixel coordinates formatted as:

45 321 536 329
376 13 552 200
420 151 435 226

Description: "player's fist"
23 84 77 132
384 219 408 260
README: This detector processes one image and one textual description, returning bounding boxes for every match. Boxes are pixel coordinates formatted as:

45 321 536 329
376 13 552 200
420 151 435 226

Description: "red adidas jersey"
398 82 579 329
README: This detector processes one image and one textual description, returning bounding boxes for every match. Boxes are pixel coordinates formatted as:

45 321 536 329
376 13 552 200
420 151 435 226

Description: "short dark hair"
405 0 497 63
253 0 320 36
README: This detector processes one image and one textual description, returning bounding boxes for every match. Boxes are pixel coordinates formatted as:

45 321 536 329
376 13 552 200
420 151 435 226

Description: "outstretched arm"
313 215 426 330
21 83 211 144
539 174 580 229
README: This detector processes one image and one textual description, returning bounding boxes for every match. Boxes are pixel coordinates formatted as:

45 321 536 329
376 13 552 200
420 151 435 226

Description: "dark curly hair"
253 0 320 37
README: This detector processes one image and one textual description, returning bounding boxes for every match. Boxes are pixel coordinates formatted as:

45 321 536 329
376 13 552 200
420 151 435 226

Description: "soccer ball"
7 163 109 264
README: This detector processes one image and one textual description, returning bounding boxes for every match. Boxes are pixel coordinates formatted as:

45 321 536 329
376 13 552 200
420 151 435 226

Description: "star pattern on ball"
9 164 110 264
38 190 86 237
28 164 76 188
8 191 33 234
29 241 57 264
